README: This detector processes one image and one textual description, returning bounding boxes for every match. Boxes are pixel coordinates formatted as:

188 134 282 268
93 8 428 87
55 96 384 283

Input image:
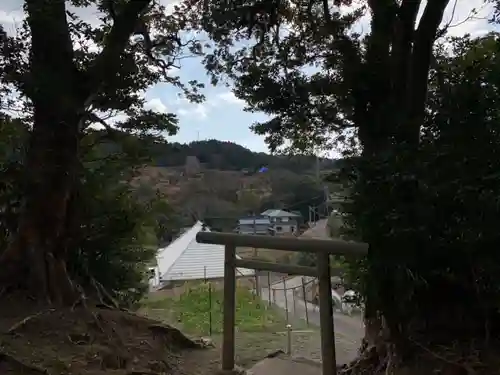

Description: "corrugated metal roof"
156 221 254 281
261 209 300 217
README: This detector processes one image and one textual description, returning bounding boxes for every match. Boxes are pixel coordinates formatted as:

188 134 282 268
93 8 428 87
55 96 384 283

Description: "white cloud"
0 4 24 35
159 0 182 15
216 91 244 106
442 0 494 37
177 103 208 119
145 98 168 113
0 9 22 25
237 137 269 153
345 0 495 39
175 91 242 120
419 0 494 38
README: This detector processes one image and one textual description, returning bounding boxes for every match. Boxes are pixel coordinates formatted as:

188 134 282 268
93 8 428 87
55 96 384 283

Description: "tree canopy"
181 0 500 373
152 139 337 172
2 0 500 374
0 0 206 304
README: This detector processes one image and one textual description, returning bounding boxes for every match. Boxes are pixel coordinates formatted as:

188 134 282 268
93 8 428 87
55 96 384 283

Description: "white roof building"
156 221 254 282
261 209 300 218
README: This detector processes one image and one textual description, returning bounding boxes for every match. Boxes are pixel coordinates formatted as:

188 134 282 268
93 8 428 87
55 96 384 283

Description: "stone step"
246 354 322 375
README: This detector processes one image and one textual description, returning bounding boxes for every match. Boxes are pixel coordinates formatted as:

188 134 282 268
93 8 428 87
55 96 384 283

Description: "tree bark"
0 0 152 304
353 0 450 364
0 0 80 304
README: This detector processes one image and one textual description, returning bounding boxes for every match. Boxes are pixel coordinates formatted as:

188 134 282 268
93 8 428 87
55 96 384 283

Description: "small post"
317 252 337 375
204 266 211 336
208 282 213 336
222 244 236 372
286 324 292 354
253 217 257 257
254 272 260 297
283 277 289 323
292 289 297 313
301 277 309 326
267 272 272 306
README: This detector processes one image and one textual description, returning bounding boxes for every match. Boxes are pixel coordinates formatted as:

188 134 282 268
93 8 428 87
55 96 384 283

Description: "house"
151 221 254 290
235 216 273 235
261 209 301 235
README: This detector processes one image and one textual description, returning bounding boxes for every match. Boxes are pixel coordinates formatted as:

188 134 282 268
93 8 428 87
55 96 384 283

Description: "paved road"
260 285 364 364
252 221 363 364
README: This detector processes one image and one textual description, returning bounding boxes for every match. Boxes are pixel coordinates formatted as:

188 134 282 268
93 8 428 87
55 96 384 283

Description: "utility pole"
316 151 332 218
309 205 320 226
316 154 320 182
253 215 257 257
323 185 330 217
252 215 260 296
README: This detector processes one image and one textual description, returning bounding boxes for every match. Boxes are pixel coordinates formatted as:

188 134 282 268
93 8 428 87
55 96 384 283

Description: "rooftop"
261 209 301 218
156 221 254 281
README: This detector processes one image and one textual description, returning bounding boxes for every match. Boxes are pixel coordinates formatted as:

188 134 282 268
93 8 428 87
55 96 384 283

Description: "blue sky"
142 0 496 153
0 0 496 154
144 56 272 152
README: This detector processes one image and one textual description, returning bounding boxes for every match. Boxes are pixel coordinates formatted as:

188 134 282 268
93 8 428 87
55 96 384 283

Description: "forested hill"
151 139 338 173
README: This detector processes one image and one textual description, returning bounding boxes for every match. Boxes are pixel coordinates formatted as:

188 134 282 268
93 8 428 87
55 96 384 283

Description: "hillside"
150 139 338 173
133 139 341 235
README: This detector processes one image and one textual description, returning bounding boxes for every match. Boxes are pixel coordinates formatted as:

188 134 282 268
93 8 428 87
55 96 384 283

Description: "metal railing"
196 231 368 375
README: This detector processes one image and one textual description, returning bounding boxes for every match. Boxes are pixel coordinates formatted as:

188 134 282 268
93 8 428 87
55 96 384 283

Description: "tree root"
71 283 89 311
6 309 55 335
409 338 480 375
90 276 119 309
148 324 205 350
0 287 7 300
0 349 49 374
339 335 498 375
90 311 106 333
338 344 381 375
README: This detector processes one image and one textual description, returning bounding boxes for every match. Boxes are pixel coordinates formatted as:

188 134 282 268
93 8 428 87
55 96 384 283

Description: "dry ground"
0 293 356 375
140 290 324 369
0 295 223 375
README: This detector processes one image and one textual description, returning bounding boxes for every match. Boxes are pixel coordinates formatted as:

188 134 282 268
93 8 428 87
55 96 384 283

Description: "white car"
341 290 362 316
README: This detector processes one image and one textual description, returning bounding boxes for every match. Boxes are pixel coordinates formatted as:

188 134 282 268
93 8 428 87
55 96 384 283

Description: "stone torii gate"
196 231 368 375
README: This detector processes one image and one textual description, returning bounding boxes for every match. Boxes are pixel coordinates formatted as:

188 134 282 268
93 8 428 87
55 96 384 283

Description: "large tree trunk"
0 0 152 305
351 0 453 370
0 115 79 304
0 0 82 304
350 2 500 373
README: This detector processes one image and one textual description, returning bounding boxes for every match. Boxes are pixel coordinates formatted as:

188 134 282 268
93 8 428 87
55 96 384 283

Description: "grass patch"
141 283 286 335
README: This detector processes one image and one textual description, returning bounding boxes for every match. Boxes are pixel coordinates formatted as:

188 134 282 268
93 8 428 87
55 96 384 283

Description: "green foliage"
1 0 205 134
0 117 28 250
142 283 284 334
0 118 171 306
187 0 500 359
183 0 365 154
296 251 346 276
343 34 500 334
66 166 157 305
259 170 325 218
143 139 337 225
0 0 204 303
295 252 316 267
152 139 338 173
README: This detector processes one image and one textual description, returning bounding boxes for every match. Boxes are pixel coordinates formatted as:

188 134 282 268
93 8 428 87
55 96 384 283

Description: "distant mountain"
97 134 342 233
151 139 339 173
